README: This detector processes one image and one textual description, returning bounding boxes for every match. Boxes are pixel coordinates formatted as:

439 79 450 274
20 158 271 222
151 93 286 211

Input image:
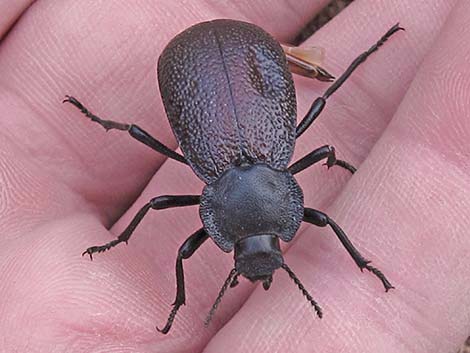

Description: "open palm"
1 1 469 352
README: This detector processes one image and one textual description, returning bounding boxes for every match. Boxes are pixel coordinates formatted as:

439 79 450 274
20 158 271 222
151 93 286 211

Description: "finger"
0 0 33 39
0 0 327 221
292 0 456 211
205 1 470 352
202 0 332 41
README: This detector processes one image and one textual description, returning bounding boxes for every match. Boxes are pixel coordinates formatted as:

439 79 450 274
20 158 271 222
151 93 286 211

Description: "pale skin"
1 0 470 352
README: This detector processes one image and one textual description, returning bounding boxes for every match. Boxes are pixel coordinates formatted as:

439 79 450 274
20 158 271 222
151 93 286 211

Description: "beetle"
64 19 402 334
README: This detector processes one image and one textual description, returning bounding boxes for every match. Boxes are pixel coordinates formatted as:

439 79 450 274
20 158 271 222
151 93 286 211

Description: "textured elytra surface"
158 19 297 183
199 165 303 252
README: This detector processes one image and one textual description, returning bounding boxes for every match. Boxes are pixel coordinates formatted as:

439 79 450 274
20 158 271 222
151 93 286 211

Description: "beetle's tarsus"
356 257 394 291
364 264 394 292
81 241 118 259
322 157 356 174
335 159 357 174
290 145 356 175
63 96 130 131
157 303 180 334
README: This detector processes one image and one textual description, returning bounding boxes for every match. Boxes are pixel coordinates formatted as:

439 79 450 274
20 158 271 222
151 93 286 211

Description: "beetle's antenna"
204 268 238 327
281 263 323 318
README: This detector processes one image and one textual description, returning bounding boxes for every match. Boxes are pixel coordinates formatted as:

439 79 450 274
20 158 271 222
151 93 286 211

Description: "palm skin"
1 0 469 352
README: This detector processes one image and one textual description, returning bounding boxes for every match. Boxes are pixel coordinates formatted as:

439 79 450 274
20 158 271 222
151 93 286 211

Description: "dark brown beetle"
64 19 402 334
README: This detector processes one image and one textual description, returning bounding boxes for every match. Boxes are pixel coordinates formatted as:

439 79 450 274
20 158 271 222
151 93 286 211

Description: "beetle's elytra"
64 19 403 334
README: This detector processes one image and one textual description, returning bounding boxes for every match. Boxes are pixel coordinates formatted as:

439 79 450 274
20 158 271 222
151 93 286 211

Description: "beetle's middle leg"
82 195 200 259
63 96 187 164
296 24 404 138
303 207 394 292
157 228 209 334
288 145 356 175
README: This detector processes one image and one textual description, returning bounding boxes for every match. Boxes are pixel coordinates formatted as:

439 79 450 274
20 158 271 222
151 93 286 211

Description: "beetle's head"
204 235 322 328
234 234 283 289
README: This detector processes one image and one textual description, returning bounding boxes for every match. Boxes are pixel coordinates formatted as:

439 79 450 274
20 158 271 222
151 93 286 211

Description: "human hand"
1 0 469 352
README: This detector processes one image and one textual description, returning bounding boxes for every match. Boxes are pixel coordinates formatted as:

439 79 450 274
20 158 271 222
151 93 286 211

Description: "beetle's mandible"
64 19 403 334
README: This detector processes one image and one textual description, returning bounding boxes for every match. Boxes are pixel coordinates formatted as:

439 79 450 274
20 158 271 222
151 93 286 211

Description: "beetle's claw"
81 246 107 260
82 248 94 261
63 95 73 103
63 96 88 115
156 325 170 334
362 263 394 292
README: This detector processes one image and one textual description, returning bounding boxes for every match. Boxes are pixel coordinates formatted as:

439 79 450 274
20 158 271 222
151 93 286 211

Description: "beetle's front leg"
288 145 356 175
303 207 394 292
157 228 209 334
82 195 200 259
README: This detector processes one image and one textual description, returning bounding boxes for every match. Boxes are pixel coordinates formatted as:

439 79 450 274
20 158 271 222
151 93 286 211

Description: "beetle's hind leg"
289 145 356 175
295 24 404 138
157 228 209 334
82 195 200 260
63 96 187 164
303 207 394 292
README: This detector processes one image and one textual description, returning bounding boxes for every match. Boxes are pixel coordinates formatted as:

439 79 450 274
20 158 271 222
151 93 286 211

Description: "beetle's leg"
303 207 394 292
63 96 187 164
157 228 209 334
288 145 356 174
82 195 200 259
296 24 404 138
